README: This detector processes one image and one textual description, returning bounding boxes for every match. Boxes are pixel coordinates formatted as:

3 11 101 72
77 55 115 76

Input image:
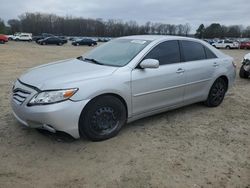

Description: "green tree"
195 24 205 38
204 23 223 38
0 18 6 34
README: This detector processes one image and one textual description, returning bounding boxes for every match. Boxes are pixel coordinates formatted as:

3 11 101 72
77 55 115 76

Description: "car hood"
19 58 118 89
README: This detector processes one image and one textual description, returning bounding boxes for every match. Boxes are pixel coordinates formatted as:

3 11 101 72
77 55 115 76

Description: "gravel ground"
0 41 249 188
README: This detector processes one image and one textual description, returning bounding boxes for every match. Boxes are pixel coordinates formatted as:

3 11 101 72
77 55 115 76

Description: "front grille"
12 88 31 105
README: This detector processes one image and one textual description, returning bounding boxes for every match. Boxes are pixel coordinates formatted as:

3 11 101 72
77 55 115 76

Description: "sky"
0 0 249 33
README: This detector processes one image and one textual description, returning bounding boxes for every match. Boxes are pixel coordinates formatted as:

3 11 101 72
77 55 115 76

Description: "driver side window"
143 40 181 65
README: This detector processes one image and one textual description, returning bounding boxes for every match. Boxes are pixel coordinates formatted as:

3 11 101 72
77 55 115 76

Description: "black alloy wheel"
205 78 227 107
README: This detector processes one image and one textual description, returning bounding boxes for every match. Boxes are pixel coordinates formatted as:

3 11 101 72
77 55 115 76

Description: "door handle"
213 62 219 67
176 68 185 74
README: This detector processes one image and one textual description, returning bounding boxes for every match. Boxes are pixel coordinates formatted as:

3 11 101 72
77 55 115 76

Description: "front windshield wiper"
83 58 104 65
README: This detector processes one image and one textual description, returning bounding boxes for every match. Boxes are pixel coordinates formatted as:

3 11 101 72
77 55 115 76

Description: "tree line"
0 12 250 38
1 12 191 36
195 23 250 39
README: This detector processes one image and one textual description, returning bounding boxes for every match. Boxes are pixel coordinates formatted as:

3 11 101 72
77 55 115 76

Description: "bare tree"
183 23 191 36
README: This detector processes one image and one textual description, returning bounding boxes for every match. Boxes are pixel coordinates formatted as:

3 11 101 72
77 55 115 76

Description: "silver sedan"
11 35 236 141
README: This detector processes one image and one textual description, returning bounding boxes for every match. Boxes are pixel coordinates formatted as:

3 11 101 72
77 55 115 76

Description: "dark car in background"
203 39 215 45
72 38 97 46
240 41 250 49
0 34 8 44
33 33 54 42
37 37 67 45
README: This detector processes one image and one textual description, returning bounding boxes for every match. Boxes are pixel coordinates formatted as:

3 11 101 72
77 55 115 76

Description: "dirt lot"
0 41 249 188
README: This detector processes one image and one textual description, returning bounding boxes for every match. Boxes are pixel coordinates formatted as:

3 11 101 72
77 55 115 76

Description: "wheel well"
218 75 229 91
78 93 128 137
82 93 128 118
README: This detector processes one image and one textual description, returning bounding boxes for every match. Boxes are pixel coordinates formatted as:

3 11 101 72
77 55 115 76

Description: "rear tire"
226 46 230 49
204 78 227 107
239 65 250 78
79 95 127 141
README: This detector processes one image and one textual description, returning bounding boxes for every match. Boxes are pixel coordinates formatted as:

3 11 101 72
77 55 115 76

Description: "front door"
131 40 186 115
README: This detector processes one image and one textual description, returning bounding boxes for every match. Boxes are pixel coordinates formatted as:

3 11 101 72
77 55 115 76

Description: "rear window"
181 41 206 61
204 47 217 59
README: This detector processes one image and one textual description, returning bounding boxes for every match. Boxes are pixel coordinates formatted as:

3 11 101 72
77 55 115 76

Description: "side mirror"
140 59 159 69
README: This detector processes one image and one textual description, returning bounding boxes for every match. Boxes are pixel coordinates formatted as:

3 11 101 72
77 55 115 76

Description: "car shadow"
123 102 205 131
36 129 76 143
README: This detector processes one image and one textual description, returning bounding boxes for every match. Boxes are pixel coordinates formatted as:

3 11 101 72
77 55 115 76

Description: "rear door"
180 40 219 103
131 40 186 115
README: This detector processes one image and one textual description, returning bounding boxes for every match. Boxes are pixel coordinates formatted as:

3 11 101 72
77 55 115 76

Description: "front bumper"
11 80 89 139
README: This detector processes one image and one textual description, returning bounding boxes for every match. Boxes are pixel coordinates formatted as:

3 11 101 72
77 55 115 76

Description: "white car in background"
212 40 239 49
13 33 32 41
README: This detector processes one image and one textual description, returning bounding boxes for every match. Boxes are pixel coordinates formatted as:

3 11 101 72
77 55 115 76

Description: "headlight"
28 88 78 105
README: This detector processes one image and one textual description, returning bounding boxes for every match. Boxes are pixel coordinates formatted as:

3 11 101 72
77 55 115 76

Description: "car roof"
120 35 197 42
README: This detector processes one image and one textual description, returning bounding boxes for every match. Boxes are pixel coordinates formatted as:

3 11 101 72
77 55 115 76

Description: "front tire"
79 95 127 141
239 65 250 78
204 78 227 107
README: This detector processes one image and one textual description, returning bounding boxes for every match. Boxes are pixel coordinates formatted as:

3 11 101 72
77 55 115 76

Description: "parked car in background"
37 37 67 45
72 38 97 46
98 37 110 42
57 36 67 40
239 53 250 78
0 34 8 44
33 33 54 42
203 39 215 45
11 35 236 141
212 40 239 49
7 35 15 40
240 41 250 49
68 37 75 41
13 33 32 41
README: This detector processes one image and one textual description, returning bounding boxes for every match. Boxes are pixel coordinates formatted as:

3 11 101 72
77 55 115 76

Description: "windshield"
83 39 151 67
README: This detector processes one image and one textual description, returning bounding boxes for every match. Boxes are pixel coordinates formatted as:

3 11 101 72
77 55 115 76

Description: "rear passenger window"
181 41 206 61
143 40 181 65
204 47 217 59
